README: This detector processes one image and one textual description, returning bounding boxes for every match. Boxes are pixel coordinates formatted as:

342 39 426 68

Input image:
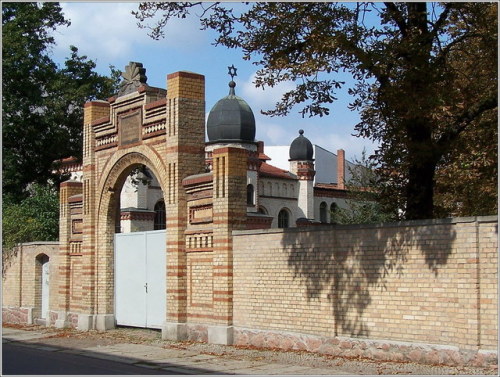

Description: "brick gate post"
162 72 206 340
210 146 247 344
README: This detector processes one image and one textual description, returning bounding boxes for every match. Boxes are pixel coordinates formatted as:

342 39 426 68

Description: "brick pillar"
210 146 247 344
337 149 345 190
80 101 110 330
55 180 82 327
163 71 205 340
290 160 315 220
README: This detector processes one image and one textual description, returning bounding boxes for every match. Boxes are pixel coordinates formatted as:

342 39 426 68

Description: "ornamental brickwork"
50 67 250 342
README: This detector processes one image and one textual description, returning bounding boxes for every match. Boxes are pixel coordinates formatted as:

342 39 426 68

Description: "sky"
50 2 379 162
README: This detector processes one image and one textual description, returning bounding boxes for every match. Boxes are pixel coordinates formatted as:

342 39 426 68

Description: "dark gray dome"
289 130 314 161
207 81 256 143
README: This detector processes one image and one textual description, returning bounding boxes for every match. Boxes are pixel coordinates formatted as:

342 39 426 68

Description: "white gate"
114 230 166 329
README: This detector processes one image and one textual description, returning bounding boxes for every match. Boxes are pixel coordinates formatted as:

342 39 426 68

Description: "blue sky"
51 2 379 161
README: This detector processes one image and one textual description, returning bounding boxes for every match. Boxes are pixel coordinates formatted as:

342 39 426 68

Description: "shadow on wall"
284 220 456 338
2 246 19 278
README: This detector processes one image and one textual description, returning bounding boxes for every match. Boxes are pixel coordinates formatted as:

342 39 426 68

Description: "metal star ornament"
228 64 237 80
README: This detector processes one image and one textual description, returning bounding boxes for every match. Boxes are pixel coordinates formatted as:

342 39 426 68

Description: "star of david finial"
228 64 237 80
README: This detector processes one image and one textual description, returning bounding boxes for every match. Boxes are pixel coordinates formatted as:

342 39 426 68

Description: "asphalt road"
2 342 177 375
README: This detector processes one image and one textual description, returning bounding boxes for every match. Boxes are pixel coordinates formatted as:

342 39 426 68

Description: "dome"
289 129 314 161
207 81 256 143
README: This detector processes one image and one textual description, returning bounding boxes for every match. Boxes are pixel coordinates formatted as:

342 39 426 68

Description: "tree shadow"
2 245 19 277
285 220 457 338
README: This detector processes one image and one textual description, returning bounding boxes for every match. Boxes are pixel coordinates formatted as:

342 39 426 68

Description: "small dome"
289 130 314 161
207 81 256 143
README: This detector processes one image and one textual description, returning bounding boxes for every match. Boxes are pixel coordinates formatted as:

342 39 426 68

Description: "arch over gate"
95 149 168 317
56 67 207 332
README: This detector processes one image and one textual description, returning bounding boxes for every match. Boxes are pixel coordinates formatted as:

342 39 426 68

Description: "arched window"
330 202 338 223
154 200 166 230
278 209 290 228
247 184 254 205
258 206 268 215
320 202 328 223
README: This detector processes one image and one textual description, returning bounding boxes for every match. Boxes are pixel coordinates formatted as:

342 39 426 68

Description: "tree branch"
429 2 454 38
437 93 498 149
384 2 407 37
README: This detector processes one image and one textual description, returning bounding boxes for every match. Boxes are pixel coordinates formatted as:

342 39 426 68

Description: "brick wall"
2 242 59 323
233 216 498 365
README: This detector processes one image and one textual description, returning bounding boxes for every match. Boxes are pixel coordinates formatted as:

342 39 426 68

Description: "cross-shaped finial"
228 64 237 80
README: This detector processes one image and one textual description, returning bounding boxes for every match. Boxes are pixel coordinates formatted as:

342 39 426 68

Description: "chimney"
257 140 264 154
337 149 345 190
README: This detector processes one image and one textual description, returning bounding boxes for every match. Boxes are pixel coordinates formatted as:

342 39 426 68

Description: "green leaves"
2 184 60 251
2 3 120 201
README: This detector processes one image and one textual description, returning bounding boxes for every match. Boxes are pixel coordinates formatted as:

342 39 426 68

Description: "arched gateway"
56 63 249 344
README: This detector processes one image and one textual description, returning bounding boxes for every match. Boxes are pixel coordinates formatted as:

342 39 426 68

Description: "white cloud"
256 121 290 146
53 3 209 64
54 3 148 60
240 72 295 111
322 133 378 161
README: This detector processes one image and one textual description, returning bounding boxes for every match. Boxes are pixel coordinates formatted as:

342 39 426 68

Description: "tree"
333 150 397 225
433 5 497 217
134 2 497 219
2 184 59 251
2 2 120 201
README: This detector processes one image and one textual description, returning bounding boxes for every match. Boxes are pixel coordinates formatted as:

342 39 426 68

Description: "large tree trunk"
405 157 436 220
404 116 438 220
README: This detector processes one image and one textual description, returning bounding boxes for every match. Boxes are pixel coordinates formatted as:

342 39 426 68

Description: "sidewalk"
2 325 496 375
1 326 350 375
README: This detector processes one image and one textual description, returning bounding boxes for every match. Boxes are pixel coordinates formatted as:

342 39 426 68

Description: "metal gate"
114 230 166 329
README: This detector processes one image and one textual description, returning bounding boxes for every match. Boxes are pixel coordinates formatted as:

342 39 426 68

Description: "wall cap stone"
232 215 498 236
14 241 59 246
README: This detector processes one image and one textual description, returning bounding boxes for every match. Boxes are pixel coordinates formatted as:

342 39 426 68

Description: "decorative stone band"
142 121 166 138
71 219 83 234
246 213 273 230
233 327 498 368
186 231 214 252
96 134 118 149
69 241 82 255
120 210 155 221
189 204 213 224
144 97 167 120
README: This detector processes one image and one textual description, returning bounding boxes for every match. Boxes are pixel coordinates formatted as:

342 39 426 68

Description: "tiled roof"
259 162 296 180
258 152 271 161
314 183 342 190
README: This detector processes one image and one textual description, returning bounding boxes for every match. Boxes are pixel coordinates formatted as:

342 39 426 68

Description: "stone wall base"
186 323 208 342
208 325 233 345
162 322 187 341
2 307 115 332
54 311 71 328
2 307 32 324
95 314 115 331
165 323 233 346
234 327 498 368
